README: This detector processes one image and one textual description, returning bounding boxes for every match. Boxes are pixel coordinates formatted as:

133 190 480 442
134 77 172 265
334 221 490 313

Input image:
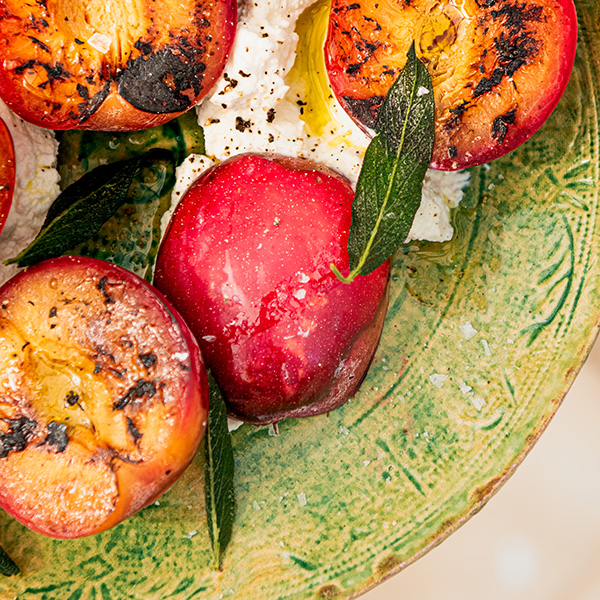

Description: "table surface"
363 335 600 600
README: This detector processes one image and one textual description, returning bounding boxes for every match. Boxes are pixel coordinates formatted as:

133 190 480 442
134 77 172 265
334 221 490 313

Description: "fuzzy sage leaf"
0 543 19 577
204 372 236 570
332 42 434 282
5 148 175 268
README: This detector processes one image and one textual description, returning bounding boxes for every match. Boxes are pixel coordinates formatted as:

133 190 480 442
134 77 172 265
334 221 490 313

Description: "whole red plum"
154 153 390 424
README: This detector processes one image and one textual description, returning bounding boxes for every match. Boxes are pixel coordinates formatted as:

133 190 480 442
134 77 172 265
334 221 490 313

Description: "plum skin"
0 256 208 538
154 153 390 425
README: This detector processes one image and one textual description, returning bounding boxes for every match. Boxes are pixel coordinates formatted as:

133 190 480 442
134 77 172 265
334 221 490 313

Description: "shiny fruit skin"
0 256 208 538
324 0 577 170
154 153 390 425
0 0 237 131
0 116 14 235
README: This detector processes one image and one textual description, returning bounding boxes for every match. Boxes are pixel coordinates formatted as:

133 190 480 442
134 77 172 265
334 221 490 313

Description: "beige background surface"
363 336 600 600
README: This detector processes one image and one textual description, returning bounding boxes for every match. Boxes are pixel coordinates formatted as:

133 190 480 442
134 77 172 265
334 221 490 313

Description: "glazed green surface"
1 1 598 598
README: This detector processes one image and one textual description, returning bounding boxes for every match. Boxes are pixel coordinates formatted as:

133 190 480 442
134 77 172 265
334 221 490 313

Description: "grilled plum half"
324 0 577 169
0 256 208 538
0 0 237 130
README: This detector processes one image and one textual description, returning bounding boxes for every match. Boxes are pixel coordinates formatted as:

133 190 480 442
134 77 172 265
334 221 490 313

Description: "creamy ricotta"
0 100 60 286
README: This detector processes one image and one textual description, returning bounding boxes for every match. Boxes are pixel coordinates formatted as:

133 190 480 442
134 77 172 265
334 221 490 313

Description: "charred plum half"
325 0 577 170
154 153 390 425
0 117 14 235
0 0 237 131
0 256 208 538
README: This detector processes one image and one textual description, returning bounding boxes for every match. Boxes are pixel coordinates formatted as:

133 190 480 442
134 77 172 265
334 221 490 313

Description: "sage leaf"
336 42 434 281
0 544 19 577
204 372 236 570
5 148 175 268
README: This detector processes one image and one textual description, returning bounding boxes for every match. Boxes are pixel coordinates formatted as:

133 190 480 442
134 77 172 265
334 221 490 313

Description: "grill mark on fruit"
473 2 542 98
76 81 111 123
27 35 50 53
93 345 116 363
126 417 143 444
43 421 68 453
113 379 157 410
96 276 116 304
342 95 382 130
139 352 157 368
0 416 37 458
491 108 517 143
445 100 470 130
64 390 81 407
118 46 207 114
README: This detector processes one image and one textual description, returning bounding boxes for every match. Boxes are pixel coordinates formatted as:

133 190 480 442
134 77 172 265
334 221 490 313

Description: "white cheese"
0 100 60 286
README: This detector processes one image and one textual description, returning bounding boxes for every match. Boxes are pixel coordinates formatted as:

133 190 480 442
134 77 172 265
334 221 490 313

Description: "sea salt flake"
88 32 112 53
429 373 448 388
297 493 307 506
471 396 486 411
253 501 261 511
339 425 350 436
481 339 492 356
459 381 473 395
459 321 479 340
183 530 198 539
417 86 429 96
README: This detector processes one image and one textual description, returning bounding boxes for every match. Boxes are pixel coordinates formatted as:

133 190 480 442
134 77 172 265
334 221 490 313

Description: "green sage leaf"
0 543 19 577
343 42 435 279
5 148 175 268
204 372 236 570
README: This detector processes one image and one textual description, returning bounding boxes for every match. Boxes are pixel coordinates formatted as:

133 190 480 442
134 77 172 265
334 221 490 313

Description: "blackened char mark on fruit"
96 275 116 304
27 35 50 53
0 416 36 458
139 352 157 368
118 46 207 114
113 379 157 410
342 95 383 130
491 108 517 143
473 2 542 98
445 100 471 130
77 81 111 124
44 421 68 453
126 417 143 444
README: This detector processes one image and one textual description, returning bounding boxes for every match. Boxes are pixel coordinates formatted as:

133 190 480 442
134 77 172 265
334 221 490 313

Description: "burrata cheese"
0 100 60 286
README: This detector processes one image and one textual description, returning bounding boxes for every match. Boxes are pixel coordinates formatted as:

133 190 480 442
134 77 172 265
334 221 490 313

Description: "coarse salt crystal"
471 396 486 411
481 339 492 356
459 321 478 340
339 425 350 436
417 86 429 96
429 373 448 388
183 530 198 539
297 493 307 506
459 382 473 395
87 32 112 53
253 501 261 511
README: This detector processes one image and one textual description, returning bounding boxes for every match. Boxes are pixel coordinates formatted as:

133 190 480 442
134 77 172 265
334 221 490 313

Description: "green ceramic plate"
1 1 599 598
